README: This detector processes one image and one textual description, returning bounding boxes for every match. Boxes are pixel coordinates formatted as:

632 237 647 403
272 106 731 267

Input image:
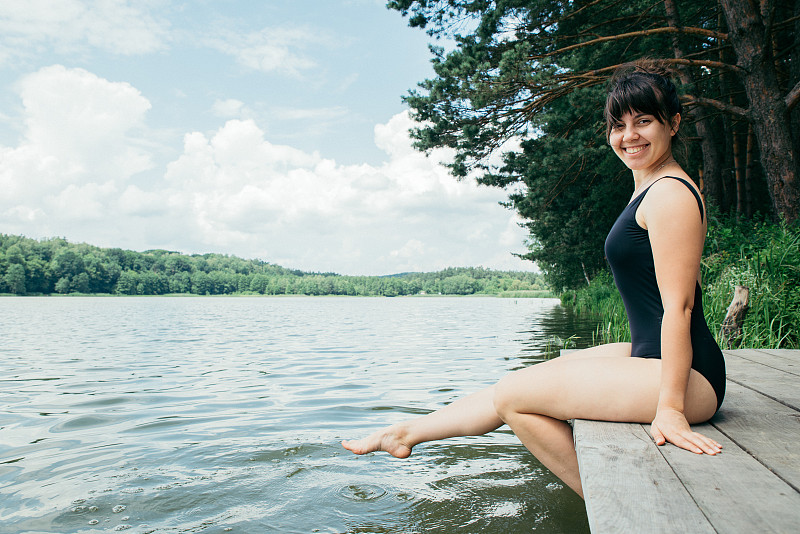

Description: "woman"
342 60 726 498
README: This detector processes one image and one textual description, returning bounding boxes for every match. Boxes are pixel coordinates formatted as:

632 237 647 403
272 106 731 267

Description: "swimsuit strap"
652 176 705 222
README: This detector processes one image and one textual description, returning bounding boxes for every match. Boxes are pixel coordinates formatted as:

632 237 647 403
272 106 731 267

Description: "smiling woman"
343 59 726 500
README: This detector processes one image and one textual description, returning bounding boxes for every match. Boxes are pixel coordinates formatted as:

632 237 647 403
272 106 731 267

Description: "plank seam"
750 348 799 363
724 375 799 411
648 424 720 533
725 350 800 378
573 421 714 533
709 420 800 494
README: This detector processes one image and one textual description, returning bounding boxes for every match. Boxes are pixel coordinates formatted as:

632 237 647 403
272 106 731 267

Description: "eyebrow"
611 112 652 123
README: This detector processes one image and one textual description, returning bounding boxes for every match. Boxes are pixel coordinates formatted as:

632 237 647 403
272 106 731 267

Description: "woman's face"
608 111 679 172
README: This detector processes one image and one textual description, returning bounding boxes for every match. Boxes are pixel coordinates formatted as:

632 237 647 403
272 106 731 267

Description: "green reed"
562 217 800 349
542 334 582 359
498 289 555 298
561 271 630 345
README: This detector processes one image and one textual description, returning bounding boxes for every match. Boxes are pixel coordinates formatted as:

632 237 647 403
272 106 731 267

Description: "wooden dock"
572 349 800 533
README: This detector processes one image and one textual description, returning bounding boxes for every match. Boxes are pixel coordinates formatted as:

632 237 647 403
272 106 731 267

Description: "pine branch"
773 13 800 30
785 80 800 111
532 26 727 59
668 58 742 72
683 95 749 118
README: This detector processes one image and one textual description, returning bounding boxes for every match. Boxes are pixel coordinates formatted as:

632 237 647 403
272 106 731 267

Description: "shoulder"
650 175 702 198
640 176 704 230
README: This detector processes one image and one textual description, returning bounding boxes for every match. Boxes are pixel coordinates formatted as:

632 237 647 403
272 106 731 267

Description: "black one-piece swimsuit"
605 176 726 412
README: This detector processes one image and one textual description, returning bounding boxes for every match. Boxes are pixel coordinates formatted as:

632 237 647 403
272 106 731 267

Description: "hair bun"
631 58 675 80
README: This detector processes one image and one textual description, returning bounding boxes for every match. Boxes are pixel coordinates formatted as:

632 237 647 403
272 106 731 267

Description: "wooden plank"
757 349 800 360
723 354 800 411
711 381 800 491
570 350 800 533
725 349 800 376
573 419 715 534
658 422 800 533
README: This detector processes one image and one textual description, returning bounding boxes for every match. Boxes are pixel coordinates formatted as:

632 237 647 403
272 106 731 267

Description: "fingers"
650 424 666 446
650 410 723 455
691 432 722 455
658 429 722 455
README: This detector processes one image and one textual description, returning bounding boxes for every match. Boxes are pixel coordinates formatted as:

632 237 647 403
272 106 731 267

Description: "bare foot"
341 424 413 458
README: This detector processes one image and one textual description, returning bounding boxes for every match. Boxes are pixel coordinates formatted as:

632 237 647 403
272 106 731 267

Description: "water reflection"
515 303 601 365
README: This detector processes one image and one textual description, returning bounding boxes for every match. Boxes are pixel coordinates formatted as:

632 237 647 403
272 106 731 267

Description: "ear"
670 113 681 135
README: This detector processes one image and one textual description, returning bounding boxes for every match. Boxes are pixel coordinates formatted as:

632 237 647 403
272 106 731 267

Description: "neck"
633 155 675 189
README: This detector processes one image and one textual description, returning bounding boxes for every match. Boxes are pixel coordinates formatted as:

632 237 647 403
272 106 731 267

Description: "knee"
493 372 528 422
493 367 557 422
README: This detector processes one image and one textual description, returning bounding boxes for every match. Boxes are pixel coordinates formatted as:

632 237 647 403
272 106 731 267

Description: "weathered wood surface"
573 349 800 534
573 421 716 534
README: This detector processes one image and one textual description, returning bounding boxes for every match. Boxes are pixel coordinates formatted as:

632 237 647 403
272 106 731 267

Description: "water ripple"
0 296 592 533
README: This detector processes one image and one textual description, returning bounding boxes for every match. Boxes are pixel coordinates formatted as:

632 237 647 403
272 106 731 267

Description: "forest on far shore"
0 234 548 298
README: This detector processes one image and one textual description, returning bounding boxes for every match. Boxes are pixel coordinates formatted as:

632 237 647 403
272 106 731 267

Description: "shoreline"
1 290 556 299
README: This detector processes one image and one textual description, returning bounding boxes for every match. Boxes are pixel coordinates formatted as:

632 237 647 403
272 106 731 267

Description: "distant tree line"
0 234 547 297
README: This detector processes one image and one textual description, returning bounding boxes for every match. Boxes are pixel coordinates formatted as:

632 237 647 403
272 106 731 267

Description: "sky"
0 0 534 276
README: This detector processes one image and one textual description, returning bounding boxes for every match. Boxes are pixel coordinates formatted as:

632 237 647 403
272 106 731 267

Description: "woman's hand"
650 407 722 455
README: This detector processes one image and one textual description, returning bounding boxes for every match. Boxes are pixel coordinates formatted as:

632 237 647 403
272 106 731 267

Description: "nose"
621 124 639 142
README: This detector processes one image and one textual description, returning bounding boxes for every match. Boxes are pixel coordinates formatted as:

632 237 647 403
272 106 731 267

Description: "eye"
611 122 623 130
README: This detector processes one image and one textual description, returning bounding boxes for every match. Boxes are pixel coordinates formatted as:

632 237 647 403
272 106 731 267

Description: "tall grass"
562 217 800 349
702 217 799 349
560 270 630 346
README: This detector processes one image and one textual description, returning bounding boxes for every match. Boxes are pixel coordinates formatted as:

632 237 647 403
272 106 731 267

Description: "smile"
623 145 647 154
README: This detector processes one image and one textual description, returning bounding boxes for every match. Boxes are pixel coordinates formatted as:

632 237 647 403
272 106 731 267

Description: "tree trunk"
745 124 754 218
732 127 743 217
693 112 723 207
791 0 800 166
663 0 723 206
720 0 800 223
580 261 590 286
717 12 734 213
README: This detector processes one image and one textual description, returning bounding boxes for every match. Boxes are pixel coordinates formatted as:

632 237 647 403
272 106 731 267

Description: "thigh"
495 355 717 424
556 342 632 360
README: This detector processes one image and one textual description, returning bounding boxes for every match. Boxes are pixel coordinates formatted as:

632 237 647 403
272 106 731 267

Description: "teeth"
625 146 645 154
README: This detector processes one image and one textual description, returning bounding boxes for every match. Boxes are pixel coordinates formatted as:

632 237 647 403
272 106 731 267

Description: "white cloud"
159 111 529 274
211 98 247 119
270 106 349 122
119 185 167 217
1 65 153 234
205 27 319 76
18 66 151 167
46 181 115 221
0 0 169 64
390 239 426 259
1 66 531 274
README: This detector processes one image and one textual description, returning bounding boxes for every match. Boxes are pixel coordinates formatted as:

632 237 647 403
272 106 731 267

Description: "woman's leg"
342 385 502 457
493 354 718 497
341 342 633 457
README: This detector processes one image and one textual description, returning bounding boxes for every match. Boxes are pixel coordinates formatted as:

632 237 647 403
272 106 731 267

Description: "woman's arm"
640 178 721 455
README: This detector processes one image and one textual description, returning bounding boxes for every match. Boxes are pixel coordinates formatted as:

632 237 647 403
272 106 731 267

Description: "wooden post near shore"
719 285 749 348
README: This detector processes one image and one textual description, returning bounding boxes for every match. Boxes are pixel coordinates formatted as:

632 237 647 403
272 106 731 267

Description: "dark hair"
604 59 681 139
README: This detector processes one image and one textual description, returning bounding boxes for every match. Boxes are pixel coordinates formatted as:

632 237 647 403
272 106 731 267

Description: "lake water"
0 296 598 533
